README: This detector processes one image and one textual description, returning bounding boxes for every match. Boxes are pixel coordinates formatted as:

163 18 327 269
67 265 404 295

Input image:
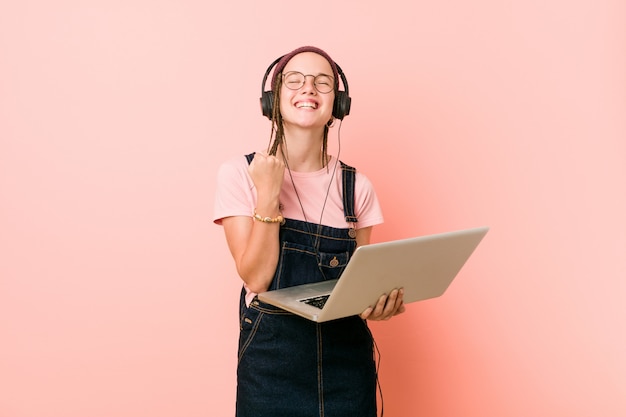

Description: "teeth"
296 102 317 109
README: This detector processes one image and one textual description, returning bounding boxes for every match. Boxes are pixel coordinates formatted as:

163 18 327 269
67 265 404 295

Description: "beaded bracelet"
253 209 285 225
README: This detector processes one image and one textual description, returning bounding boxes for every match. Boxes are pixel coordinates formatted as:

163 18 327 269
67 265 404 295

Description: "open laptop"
258 226 489 322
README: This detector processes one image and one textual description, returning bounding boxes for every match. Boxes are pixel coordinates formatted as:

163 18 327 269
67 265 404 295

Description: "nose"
301 75 317 93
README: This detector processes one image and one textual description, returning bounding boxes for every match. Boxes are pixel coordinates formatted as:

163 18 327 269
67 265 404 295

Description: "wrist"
253 209 285 225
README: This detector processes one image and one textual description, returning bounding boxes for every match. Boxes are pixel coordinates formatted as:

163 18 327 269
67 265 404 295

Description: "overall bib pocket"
274 241 350 288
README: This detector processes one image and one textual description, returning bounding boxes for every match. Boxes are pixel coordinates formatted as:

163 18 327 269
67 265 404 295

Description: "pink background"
1 1 624 416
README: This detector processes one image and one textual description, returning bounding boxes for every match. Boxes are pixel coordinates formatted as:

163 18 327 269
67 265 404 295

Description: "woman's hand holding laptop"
360 288 406 321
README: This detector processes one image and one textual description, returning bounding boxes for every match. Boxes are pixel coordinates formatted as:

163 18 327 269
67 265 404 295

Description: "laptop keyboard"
300 294 330 309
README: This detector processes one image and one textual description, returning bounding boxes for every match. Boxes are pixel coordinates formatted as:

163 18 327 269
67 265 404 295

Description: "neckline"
287 156 336 177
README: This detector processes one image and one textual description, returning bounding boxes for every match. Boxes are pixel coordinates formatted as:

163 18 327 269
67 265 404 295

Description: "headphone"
260 55 352 121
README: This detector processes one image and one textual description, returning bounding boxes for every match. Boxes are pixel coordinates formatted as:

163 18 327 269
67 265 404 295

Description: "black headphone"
260 55 352 121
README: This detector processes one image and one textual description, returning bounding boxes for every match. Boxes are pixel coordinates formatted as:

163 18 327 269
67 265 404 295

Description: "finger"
372 294 388 317
381 289 400 318
394 304 406 316
268 154 285 169
392 289 406 316
393 288 404 310
386 290 404 317
360 306 373 320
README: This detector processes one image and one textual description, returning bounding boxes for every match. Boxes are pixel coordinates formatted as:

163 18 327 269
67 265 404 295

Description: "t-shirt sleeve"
212 156 256 225
354 172 384 229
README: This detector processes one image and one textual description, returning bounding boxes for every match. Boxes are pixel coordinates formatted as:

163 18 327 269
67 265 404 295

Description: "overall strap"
340 161 358 224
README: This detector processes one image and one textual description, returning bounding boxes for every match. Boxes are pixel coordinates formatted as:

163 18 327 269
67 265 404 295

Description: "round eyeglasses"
282 71 335 94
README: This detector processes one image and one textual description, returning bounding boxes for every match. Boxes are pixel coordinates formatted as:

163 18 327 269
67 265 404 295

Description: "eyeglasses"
282 71 335 94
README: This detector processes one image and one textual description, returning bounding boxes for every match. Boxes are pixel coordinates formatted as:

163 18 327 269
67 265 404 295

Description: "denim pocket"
316 250 349 280
238 304 262 362
276 241 350 287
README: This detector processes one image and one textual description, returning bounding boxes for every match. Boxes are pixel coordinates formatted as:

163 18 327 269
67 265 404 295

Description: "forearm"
222 213 281 294
237 220 281 293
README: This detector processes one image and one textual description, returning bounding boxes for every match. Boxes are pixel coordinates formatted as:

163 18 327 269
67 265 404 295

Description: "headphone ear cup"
260 91 274 120
333 91 351 120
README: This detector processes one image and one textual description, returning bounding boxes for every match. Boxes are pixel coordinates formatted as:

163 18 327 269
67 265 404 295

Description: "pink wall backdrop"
1 1 624 416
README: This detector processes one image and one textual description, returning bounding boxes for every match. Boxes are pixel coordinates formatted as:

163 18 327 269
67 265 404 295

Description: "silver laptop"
258 226 489 322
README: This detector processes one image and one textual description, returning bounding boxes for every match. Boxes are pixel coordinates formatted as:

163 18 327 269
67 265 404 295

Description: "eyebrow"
284 70 333 77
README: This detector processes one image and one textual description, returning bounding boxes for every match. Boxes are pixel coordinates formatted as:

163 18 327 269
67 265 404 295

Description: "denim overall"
236 153 377 417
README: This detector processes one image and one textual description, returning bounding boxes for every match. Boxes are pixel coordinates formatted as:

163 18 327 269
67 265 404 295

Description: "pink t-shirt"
213 152 384 303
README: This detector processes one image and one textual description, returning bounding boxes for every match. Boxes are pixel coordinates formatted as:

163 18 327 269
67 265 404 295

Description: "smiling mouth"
296 102 318 109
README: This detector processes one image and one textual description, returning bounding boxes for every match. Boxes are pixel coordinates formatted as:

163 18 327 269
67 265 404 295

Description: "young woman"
213 46 405 417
